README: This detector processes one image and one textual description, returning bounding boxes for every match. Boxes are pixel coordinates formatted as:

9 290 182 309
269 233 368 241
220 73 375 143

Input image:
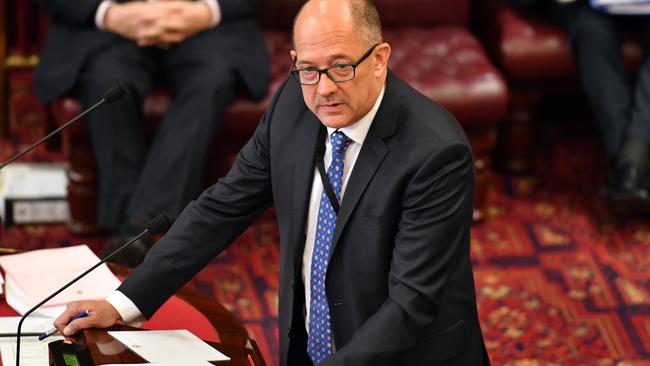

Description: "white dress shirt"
302 85 385 332
95 0 222 31
106 85 387 326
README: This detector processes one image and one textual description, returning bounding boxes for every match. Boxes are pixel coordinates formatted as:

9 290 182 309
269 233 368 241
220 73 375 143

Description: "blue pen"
38 310 91 341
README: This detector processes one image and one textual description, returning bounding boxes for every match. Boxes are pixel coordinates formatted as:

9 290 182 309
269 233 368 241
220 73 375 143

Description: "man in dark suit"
512 0 650 202
54 0 489 364
33 0 269 247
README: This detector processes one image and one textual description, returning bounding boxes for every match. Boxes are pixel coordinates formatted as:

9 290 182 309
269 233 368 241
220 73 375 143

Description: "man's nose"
317 73 337 96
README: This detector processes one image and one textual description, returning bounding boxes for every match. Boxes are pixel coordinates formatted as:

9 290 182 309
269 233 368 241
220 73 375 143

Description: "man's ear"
290 50 297 63
373 43 391 75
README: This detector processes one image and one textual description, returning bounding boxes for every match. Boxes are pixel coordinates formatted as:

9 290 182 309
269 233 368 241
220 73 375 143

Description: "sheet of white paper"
0 336 62 366
0 163 67 199
0 245 121 308
0 316 51 335
4 275 65 318
108 330 229 362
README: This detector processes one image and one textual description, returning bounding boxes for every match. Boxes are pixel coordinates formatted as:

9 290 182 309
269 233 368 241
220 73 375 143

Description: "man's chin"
318 115 353 129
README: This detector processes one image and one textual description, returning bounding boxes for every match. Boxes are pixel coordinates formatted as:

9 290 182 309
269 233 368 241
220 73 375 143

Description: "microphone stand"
3 84 133 365
0 98 103 170
1 83 125 171
14 212 170 366
0 84 126 243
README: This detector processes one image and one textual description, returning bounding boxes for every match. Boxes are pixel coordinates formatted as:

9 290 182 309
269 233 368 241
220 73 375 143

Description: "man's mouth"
320 103 341 109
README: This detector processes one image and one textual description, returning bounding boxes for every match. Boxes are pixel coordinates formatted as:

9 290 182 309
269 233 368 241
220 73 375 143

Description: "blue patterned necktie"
308 131 352 365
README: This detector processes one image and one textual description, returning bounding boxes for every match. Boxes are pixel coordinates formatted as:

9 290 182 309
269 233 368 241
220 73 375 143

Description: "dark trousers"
78 32 236 230
543 2 650 159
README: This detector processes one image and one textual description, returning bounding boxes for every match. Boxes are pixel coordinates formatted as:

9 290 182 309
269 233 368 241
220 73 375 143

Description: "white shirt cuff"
95 0 114 30
106 290 144 325
202 0 222 27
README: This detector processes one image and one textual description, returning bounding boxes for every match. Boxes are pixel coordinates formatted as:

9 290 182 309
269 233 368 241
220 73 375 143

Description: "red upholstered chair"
476 0 641 178
53 0 508 233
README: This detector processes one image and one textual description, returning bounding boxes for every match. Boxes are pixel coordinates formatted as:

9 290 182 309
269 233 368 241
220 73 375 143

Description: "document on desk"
0 316 50 336
0 336 62 366
0 245 121 315
0 316 55 365
108 329 230 362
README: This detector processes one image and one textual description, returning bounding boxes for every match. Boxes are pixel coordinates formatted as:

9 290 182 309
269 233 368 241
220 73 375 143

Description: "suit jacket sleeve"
326 142 475 365
116 79 287 318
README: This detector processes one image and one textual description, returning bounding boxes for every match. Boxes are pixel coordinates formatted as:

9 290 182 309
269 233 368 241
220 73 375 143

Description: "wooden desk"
0 249 265 366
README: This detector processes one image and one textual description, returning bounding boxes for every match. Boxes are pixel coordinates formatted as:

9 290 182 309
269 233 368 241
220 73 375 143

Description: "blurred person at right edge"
512 0 650 204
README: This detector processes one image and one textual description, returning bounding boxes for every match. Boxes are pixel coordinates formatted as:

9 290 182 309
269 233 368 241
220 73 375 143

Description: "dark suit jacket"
33 0 269 103
119 71 489 365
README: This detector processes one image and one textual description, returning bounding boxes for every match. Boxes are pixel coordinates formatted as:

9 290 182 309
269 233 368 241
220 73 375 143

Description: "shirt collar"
326 84 386 145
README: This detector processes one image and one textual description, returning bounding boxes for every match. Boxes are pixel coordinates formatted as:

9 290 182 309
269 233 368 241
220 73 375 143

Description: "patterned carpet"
3 102 650 365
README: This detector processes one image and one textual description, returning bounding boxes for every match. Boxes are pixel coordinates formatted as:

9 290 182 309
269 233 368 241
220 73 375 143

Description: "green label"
62 353 80 366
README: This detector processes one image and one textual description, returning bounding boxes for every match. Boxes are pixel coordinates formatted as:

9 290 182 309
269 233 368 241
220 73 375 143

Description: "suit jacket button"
287 328 291 338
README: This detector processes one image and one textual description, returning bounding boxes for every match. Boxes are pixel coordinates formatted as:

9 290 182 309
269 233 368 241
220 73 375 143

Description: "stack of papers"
0 245 121 317
0 339 54 366
0 317 61 366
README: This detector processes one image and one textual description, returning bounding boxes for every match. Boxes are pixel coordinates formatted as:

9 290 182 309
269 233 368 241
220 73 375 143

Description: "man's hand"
136 1 213 48
54 300 121 337
104 2 151 41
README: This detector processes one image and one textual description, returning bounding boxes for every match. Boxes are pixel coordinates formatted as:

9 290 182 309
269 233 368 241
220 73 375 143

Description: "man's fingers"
55 300 121 336
53 304 83 331
137 25 186 47
62 318 86 336
162 18 184 32
159 31 185 45
63 316 93 336
136 25 164 47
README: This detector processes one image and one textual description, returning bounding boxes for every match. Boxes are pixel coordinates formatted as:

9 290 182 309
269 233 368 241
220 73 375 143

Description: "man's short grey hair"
293 0 383 48
351 0 383 45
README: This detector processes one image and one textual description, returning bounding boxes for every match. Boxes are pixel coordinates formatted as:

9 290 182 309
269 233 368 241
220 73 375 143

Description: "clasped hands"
105 0 213 49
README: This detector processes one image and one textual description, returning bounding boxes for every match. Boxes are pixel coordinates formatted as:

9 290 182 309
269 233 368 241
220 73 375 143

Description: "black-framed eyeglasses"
291 44 379 85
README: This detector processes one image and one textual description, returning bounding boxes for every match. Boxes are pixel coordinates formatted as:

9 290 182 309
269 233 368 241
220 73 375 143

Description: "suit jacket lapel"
332 73 400 246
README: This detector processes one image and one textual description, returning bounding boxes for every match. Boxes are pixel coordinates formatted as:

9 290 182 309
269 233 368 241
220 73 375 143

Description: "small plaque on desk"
0 163 69 226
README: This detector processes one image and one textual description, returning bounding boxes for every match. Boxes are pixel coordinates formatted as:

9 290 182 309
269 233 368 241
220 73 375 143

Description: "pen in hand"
39 310 91 341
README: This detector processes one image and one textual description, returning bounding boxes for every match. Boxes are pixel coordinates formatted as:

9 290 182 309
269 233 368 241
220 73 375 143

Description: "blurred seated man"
513 0 650 203
34 0 269 264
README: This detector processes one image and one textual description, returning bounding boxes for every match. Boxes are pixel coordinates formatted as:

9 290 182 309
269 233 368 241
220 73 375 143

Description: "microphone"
0 83 127 170
14 213 172 366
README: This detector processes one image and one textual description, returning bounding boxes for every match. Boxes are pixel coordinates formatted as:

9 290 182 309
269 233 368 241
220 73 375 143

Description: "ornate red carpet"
3 125 650 366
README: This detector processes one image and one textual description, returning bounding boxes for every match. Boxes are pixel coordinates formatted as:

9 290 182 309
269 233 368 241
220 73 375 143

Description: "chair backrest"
259 0 470 30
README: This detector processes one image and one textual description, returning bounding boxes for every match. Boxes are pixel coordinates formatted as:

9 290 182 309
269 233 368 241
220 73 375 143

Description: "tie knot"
330 131 352 155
